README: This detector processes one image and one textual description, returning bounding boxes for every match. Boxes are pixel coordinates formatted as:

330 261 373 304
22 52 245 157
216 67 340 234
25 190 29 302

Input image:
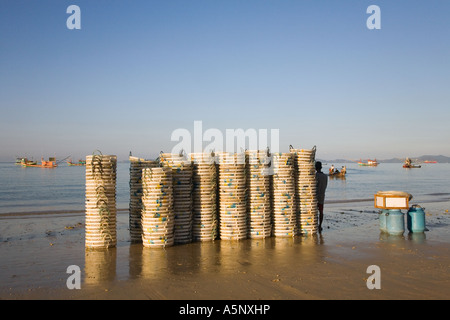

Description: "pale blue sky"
1 0 449 161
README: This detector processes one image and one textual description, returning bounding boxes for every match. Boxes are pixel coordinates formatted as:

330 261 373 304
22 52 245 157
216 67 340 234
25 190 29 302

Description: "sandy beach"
1 200 449 300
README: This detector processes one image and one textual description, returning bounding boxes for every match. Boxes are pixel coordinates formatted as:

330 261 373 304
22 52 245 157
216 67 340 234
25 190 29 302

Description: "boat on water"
21 157 58 168
423 160 437 164
358 159 379 166
329 166 346 178
329 170 346 178
67 159 86 166
16 157 37 166
403 157 421 169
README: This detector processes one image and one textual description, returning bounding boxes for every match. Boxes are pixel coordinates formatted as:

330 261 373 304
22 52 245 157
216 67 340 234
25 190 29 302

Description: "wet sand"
1 200 449 300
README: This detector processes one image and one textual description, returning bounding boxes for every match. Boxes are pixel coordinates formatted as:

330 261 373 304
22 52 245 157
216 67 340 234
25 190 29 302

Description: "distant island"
319 155 450 164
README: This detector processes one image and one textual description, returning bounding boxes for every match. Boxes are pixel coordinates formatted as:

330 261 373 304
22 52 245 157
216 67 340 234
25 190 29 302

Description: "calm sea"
0 162 449 215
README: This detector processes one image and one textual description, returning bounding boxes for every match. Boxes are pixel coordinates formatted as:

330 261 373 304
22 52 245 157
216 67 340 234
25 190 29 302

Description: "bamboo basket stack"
129 156 159 242
159 152 193 244
245 150 272 239
141 167 174 248
217 152 247 240
85 154 117 249
85 146 319 250
190 152 218 241
291 146 318 235
271 152 297 237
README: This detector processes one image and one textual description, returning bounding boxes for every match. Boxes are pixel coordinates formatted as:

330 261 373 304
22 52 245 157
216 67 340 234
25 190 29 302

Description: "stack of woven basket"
129 156 159 243
271 152 297 237
141 166 174 248
190 152 218 241
291 146 318 235
217 152 247 240
85 153 117 249
159 152 193 244
246 150 272 239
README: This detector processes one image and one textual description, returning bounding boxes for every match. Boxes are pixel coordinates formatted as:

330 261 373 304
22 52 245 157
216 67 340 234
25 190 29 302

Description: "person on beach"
315 161 328 232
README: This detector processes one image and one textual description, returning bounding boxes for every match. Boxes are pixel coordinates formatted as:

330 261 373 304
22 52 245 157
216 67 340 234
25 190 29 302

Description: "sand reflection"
84 234 329 284
84 248 117 285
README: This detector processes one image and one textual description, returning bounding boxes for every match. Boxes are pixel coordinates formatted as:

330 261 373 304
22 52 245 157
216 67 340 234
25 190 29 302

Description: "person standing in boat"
315 161 328 233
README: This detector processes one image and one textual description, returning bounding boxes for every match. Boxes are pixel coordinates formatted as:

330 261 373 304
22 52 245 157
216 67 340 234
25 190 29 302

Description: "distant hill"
383 155 450 163
379 158 403 163
321 155 450 164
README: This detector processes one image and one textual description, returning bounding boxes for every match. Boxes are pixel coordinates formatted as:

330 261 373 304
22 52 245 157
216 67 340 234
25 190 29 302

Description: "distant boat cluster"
354 157 439 169
15 156 85 168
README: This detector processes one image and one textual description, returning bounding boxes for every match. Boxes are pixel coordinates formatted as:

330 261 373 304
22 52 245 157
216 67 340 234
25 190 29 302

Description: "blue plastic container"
407 205 426 233
379 209 389 233
386 210 405 235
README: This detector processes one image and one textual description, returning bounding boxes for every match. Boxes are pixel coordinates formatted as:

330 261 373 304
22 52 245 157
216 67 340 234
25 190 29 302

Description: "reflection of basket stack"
272 153 296 237
85 154 117 249
291 146 318 235
246 150 272 239
217 152 247 240
159 153 193 244
190 153 218 241
129 156 159 243
84 249 117 284
141 167 174 248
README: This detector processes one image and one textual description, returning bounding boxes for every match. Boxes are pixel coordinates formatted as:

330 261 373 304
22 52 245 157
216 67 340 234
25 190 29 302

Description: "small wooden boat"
17 158 37 166
329 166 346 178
329 171 346 178
67 159 86 166
403 157 421 168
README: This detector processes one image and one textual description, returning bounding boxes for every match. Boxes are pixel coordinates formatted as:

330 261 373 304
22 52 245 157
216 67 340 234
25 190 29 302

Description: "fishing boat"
67 159 86 166
423 160 437 164
17 157 37 166
21 157 58 168
329 170 346 178
329 165 347 177
358 159 379 166
403 158 421 169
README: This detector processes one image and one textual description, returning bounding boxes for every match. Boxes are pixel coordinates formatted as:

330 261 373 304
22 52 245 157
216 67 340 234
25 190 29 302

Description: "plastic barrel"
379 209 389 233
407 205 426 233
386 210 405 235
